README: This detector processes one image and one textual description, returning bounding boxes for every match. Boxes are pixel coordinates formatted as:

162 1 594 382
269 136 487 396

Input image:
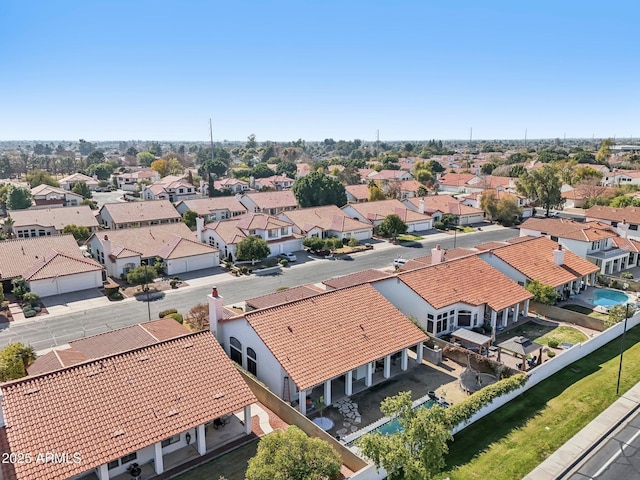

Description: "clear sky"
1 1 638 142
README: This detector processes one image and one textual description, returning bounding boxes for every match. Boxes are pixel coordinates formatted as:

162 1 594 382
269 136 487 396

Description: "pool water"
592 290 630 308
375 400 437 435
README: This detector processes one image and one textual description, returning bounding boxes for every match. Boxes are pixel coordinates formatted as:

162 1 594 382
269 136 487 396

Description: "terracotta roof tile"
281 205 372 233
322 269 392 289
520 217 618 242
399 255 532 311
205 213 294 245
245 285 325 310
242 284 427 390
59 172 99 185
344 199 432 223
176 197 247 216
9 205 99 230
21 250 102 281
488 236 599 287
241 191 298 209
405 195 484 216
345 184 370 201
1 331 255 480
99 200 181 225
585 205 640 225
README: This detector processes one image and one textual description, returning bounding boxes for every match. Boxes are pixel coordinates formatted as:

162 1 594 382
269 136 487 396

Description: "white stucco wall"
29 270 103 298
478 252 528 285
166 252 219 275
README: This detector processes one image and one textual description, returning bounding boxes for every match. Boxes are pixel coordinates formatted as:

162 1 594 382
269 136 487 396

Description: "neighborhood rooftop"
8 205 99 230
99 200 181 224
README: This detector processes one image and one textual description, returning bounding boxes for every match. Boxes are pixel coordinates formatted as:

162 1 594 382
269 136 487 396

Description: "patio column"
383 355 391 379
154 441 164 475
416 342 424 364
502 307 509 327
401 348 408 371
514 303 520 321
197 424 206 455
324 379 332 406
491 310 497 329
298 390 307 415
365 362 373 387
244 405 252 434
523 299 529 317
97 463 109 480
345 370 353 396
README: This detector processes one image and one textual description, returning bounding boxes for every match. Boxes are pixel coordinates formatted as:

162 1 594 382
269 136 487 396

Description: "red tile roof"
241 191 298 210
405 195 484 216
245 285 325 310
487 236 599 287
344 199 432 224
322 269 392 289
2 331 255 480
520 217 618 242
345 184 370 201
240 284 427 390
585 205 640 225
281 205 372 233
99 200 181 225
399 255 532 311
176 197 247 216
21 250 102 281
9 205 99 230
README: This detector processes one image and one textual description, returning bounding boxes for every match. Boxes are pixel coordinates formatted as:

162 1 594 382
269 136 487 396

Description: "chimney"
102 235 111 260
431 244 445 265
249 175 255 188
196 215 205 243
418 198 425 214
208 287 224 339
553 244 565 266
617 219 629 239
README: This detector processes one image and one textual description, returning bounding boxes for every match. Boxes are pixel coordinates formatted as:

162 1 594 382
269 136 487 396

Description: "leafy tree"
596 138 613 163
376 214 408 241
426 160 445 173
81 198 98 210
368 181 386 201
198 158 228 179
125 146 139 157
357 391 452 480
250 162 276 179
246 134 257 149
72 180 92 199
516 164 563 217
6 185 32 210
302 237 326 251
0 283 4 304
0 343 36 382
183 210 198 229
606 305 633 328
236 236 270 263
275 161 297 178
481 162 497 175
78 139 96 156
292 172 347 208
147 141 163 157
508 164 526 177
85 149 105 166
11 278 28 301
126 265 158 286
85 162 114 180
61 224 90 242
245 425 341 480
494 197 522 226
525 280 559 305
417 185 429 197
480 191 498 219
137 151 156 167
413 161 434 183
574 150 596 164
25 169 60 188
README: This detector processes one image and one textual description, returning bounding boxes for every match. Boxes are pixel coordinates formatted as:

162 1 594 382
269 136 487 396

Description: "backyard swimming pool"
374 399 437 435
592 290 630 308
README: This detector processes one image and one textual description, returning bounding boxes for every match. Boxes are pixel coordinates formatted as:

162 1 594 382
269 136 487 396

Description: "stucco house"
237 191 298 215
87 223 219 278
279 204 373 241
199 213 302 261
342 199 433 232
208 283 428 415
97 200 181 230
345 184 370 203
0 235 104 297
30 184 83 207
585 205 640 241
58 172 100 191
113 169 160 191
0 330 256 480
403 195 485 225
9 205 100 238
175 197 247 222
142 175 198 202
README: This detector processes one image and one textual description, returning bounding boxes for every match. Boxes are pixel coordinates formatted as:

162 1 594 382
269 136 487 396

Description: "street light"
616 303 630 396
144 263 151 322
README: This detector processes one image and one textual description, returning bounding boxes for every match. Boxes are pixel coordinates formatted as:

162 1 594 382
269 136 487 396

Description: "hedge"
159 308 178 318
165 313 183 324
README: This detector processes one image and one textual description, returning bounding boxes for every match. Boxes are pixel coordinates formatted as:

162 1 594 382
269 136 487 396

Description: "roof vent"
112 429 125 438
287 326 293 333
23 387 40 396
138 355 149 361
183 342 194 349
214 393 225 399
166 409 179 417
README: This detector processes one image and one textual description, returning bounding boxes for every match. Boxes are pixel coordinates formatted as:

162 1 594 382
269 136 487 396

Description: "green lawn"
397 234 424 242
442 325 640 480
173 439 258 480
562 303 609 321
494 322 586 346
455 226 476 233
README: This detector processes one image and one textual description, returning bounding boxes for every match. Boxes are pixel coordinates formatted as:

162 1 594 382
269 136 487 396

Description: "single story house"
403 195 485 225
0 331 256 480
9 205 100 239
30 184 83 207
0 235 104 297
345 184 370 203
97 200 182 230
199 213 302 262
113 169 160 191
342 199 433 232
279 204 373 241
58 172 100 191
237 191 298 215
87 223 219 278
208 283 428 415
175 197 247 222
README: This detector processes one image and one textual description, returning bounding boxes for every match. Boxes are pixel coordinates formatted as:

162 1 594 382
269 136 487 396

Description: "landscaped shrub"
108 292 123 300
22 292 40 306
609 279 619 289
445 373 528 428
348 237 359 247
105 286 119 296
434 221 446 230
621 272 634 279
159 308 178 318
23 310 36 318
241 266 249 275
547 339 560 349
279 259 289 267
169 280 179 289
547 351 556 358
165 312 183 324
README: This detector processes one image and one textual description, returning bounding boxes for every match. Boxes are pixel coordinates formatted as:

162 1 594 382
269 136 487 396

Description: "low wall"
237 370 368 473
531 301 606 332
423 345 442 365
452 312 640 435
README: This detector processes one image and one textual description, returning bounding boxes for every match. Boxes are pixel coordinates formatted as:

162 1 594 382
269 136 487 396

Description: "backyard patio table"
312 417 334 431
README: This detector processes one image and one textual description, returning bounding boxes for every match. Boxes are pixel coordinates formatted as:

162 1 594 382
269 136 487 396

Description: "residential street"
0 227 517 351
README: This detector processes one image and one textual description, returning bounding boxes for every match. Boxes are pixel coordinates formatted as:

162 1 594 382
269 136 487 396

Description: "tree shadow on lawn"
445 325 640 470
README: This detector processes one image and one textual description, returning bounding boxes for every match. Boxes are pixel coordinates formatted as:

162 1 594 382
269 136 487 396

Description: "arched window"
229 337 242 366
247 347 257 376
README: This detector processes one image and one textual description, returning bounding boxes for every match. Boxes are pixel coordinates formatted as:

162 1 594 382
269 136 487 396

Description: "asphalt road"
0 227 518 351
568 408 640 480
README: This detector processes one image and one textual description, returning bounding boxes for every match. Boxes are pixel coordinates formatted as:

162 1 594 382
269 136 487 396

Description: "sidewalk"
523 381 640 479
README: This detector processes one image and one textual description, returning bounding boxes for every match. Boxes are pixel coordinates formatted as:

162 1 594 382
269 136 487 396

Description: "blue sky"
1 1 637 142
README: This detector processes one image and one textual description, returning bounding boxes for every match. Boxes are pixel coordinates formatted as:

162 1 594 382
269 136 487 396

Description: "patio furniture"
428 391 437 400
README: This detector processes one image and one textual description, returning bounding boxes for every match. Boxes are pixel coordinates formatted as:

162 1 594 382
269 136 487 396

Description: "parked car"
279 252 297 262
393 258 408 268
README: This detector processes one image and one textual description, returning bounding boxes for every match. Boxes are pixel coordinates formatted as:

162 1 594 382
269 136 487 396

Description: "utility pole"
209 118 215 162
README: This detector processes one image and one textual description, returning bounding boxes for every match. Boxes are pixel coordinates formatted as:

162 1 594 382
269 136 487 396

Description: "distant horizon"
2 1 638 142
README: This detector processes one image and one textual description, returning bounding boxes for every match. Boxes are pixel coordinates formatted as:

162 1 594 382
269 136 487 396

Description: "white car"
279 252 297 262
393 258 408 268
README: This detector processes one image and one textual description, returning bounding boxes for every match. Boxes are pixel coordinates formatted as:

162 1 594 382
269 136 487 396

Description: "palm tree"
2 216 14 239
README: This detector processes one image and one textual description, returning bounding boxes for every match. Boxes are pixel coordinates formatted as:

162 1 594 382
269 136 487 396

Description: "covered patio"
497 336 543 371
451 328 492 355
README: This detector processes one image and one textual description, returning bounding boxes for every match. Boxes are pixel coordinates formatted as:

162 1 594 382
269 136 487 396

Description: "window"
38 229 45 236
179 188 184 194
120 452 137 464
458 310 472 327
247 347 257 376
107 460 119 470
280 227 288 235
550 236 558 242
161 434 180 448
229 337 243 365
268 229 278 239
